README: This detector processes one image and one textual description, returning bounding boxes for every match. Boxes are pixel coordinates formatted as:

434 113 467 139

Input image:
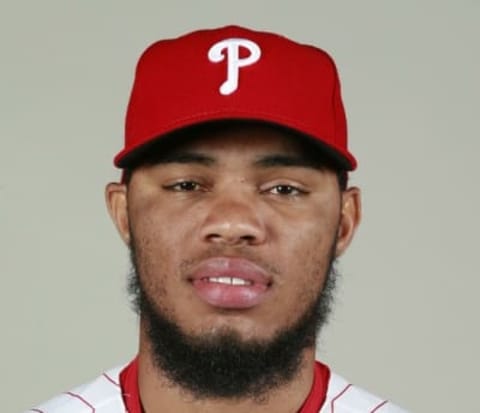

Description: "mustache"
176 245 282 278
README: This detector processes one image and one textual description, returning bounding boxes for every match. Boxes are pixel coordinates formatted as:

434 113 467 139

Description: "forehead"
169 122 305 156
133 121 339 169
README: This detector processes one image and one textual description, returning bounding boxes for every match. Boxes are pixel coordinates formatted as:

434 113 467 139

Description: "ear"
105 182 130 245
335 187 361 257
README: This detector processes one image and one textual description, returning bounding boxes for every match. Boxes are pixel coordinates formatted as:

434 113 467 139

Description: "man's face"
106 123 360 396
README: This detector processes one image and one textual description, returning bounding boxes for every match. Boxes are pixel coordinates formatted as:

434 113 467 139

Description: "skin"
106 123 361 413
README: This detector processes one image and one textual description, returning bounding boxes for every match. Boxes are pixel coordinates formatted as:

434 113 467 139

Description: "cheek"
130 193 192 252
274 215 338 307
128 201 190 297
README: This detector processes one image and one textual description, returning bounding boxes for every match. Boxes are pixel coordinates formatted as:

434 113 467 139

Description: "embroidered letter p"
208 38 261 95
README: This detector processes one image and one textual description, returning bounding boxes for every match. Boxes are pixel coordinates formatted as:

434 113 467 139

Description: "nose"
200 192 267 246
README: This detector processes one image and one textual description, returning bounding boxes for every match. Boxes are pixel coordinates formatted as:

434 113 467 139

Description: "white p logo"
208 38 261 95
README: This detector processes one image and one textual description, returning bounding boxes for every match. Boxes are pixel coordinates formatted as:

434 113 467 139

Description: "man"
28 25 408 412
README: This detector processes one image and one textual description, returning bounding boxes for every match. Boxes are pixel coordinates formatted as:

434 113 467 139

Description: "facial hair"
127 242 338 401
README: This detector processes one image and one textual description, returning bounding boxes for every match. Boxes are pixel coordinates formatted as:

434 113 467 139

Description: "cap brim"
115 118 356 171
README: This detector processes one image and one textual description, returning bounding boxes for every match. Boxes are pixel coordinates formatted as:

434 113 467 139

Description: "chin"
184 313 278 343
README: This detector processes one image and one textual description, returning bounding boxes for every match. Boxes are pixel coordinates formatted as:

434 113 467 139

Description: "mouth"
202 276 253 286
188 257 272 309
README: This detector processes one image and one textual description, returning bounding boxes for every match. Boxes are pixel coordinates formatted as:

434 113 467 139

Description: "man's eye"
269 185 303 196
166 181 201 191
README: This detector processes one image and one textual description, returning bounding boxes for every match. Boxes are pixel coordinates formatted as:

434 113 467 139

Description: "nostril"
204 232 260 246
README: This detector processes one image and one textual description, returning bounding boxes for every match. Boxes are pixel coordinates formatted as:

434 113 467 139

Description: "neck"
137 330 317 413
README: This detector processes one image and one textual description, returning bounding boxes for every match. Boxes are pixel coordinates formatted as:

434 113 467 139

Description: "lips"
188 257 271 309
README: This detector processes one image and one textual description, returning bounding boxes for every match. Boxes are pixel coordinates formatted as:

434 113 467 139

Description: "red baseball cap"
114 25 357 170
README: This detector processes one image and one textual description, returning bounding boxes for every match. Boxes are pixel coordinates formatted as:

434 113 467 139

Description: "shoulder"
24 365 126 413
320 371 410 413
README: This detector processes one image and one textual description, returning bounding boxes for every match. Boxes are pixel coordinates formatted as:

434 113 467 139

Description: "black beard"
127 245 338 401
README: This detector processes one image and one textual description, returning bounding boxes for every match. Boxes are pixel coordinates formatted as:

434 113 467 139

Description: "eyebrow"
148 152 325 170
253 154 325 170
147 152 215 166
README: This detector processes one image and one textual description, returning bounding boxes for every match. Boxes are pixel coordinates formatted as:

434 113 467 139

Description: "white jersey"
26 364 409 413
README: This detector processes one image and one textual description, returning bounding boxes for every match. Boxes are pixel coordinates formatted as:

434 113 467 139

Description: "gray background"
2 1 479 412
